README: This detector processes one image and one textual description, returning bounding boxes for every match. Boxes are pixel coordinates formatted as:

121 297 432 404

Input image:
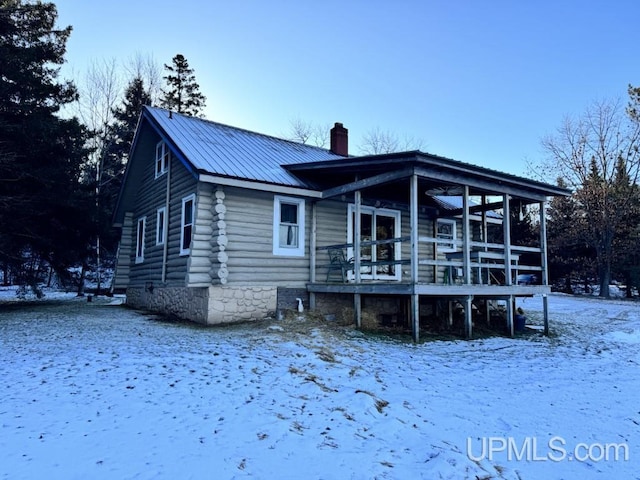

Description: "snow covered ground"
0 289 638 479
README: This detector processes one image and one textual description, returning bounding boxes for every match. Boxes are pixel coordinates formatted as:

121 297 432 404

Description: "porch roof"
284 151 571 202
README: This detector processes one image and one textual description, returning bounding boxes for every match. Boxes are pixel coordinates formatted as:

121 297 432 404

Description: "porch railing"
315 236 544 286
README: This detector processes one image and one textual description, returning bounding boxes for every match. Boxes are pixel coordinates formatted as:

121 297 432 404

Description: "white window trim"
180 194 196 256
272 195 305 257
135 216 146 264
155 141 169 178
347 204 401 281
436 218 457 253
156 207 166 246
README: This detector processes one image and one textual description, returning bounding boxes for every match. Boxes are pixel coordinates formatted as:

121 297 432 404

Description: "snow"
1 289 639 479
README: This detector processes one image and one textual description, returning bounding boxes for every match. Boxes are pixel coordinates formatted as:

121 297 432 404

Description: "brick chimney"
330 122 348 156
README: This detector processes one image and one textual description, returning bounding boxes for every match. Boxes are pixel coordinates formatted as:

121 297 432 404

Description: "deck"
309 235 551 341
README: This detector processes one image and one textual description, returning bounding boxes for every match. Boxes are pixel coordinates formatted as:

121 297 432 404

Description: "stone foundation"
207 286 277 324
125 285 277 325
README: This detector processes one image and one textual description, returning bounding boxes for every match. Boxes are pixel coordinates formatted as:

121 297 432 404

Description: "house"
113 106 569 341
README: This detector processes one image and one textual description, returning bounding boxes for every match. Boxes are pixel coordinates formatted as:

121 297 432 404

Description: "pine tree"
160 54 206 116
0 0 91 287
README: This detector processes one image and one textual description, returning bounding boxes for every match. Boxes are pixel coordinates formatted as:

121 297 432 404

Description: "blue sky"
54 0 640 177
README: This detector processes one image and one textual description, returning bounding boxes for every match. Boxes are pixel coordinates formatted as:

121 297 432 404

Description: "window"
135 216 146 263
436 219 457 252
347 205 401 280
180 194 195 255
155 141 169 178
273 196 305 256
156 207 166 246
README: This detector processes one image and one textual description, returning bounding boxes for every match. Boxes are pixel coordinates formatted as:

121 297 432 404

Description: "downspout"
161 155 171 283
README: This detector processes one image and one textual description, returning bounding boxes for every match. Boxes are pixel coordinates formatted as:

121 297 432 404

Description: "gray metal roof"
432 196 502 218
145 106 345 187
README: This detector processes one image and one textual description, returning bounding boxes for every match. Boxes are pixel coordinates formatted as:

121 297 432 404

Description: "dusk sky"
54 0 640 177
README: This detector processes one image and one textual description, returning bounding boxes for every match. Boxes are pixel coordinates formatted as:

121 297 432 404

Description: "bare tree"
540 96 640 297
286 117 329 148
73 58 123 295
359 126 424 155
124 52 162 106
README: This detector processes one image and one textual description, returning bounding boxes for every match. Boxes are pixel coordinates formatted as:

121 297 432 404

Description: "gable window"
156 207 166 246
273 196 305 256
155 141 169 178
436 219 457 252
180 194 195 255
135 216 146 263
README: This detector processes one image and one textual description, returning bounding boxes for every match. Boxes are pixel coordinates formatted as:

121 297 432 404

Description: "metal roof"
432 196 502 218
145 106 345 187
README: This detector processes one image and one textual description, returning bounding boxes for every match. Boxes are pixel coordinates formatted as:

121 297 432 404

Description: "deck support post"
411 294 420 342
506 295 514 337
543 293 549 336
485 299 491 327
354 293 362 328
464 295 473 339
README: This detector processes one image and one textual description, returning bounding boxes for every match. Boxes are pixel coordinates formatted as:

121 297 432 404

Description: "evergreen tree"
546 178 595 292
160 54 206 116
610 158 640 296
0 0 91 287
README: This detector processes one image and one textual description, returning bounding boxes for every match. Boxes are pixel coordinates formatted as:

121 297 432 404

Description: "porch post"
462 186 471 284
354 190 362 284
410 174 420 342
410 174 419 284
503 195 512 285
354 293 362 328
481 195 488 251
539 200 550 335
309 201 317 310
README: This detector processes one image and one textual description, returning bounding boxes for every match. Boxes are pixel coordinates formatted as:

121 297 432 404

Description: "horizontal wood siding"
224 187 310 286
125 126 197 288
316 200 348 250
400 210 434 283
163 156 197 286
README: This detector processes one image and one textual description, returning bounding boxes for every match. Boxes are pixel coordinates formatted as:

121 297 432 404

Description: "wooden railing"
315 236 544 285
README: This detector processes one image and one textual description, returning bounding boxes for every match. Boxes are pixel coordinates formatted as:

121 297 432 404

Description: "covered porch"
285 151 569 341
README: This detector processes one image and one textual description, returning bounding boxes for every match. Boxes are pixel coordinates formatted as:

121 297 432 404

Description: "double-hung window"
155 141 169 178
135 216 146 263
156 207 166 246
273 196 305 256
180 194 195 255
